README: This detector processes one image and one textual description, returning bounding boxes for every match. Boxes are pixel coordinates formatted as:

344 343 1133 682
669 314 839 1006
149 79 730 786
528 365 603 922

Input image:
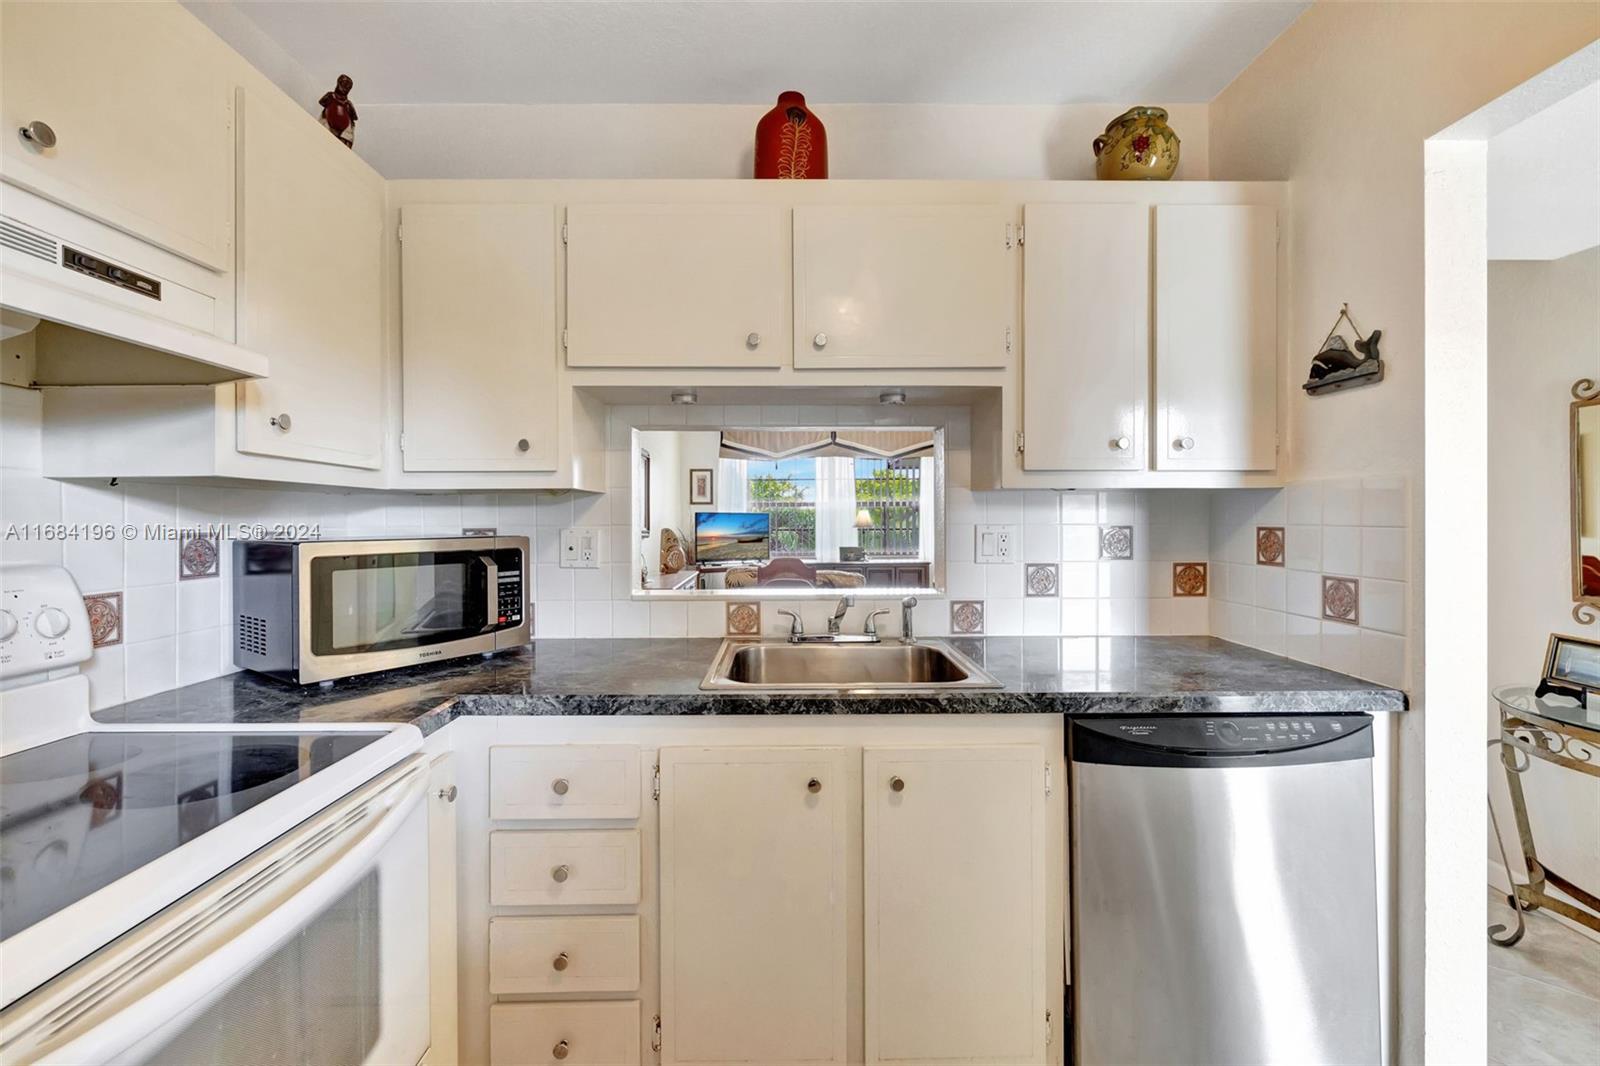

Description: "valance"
719 428 935 461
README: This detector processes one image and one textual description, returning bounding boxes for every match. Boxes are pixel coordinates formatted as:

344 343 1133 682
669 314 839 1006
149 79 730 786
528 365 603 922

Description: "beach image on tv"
696 512 771 562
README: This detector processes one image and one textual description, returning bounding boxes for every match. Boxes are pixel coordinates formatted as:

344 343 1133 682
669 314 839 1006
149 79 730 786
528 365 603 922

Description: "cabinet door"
235 89 384 469
565 205 790 368
424 754 459 1066
0 2 233 270
1022 204 1148 471
794 206 1013 369
864 746 1046 1065
659 747 849 1066
400 204 559 471
1154 204 1278 471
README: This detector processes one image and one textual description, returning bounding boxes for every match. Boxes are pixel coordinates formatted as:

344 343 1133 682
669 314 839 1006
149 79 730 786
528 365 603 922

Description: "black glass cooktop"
0 730 387 940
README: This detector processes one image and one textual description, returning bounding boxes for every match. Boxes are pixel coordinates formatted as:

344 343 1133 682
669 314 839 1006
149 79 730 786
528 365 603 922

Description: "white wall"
1486 247 1600 928
1207 3 1600 1060
1488 82 1600 260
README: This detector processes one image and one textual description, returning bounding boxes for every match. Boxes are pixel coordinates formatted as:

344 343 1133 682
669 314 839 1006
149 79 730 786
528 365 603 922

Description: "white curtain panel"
815 457 859 563
918 457 936 562
718 457 749 512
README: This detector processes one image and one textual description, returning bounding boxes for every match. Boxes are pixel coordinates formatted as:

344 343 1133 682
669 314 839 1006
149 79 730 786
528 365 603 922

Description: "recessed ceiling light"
670 389 698 405
879 390 907 406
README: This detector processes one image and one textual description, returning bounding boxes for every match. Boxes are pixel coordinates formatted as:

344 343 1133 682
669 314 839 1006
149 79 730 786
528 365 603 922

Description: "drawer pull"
551 777 570 796
807 778 822 794
552 951 570 972
551 864 571 883
552 1040 569 1060
890 775 906 792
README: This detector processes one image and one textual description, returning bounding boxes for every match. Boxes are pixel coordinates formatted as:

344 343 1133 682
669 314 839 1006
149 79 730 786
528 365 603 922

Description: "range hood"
0 207 267 386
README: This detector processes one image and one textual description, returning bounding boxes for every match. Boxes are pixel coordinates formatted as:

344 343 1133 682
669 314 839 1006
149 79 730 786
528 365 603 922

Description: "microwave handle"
19 757 433 1066
478 555 499 632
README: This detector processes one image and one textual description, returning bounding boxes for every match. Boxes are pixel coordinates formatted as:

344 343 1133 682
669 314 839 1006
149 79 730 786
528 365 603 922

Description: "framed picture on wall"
689 468 714 506
1543 633 1600 695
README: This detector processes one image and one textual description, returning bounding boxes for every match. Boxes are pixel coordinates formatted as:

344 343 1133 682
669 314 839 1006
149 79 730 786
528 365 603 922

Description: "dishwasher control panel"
1074 714 1372 762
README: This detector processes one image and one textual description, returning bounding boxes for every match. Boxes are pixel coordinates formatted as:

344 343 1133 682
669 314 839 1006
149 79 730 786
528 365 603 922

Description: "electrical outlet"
560 527 600 568
975 524 1017 564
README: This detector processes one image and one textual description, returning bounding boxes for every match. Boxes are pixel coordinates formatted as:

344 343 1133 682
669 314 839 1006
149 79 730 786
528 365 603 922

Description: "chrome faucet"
827 595 855 636
900 596 918 644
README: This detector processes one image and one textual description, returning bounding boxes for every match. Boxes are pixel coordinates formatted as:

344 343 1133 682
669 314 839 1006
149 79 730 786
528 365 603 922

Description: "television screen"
695 511 771 563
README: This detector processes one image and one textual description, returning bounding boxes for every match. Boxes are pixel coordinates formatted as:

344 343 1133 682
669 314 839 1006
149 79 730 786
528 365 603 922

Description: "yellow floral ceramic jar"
1092 107 1180 181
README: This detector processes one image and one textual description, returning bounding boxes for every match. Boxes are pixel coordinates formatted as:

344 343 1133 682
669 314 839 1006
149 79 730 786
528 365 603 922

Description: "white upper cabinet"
793 205 1014 369
400 203 559 472
1021 203 1149 472
658 747 849 1066
863 746 1047 1065
234 90 384 470
1154 204 1279 471
0 2 233 270
564 204 791 368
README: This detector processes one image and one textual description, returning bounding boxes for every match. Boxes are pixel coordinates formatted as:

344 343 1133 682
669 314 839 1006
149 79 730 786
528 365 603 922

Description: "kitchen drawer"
490 829 642 906
490 1001 641 1065
490 745 642 821
490 915 641 994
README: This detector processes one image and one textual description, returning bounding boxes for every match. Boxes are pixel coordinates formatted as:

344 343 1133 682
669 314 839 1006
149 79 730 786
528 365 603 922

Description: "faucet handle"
864 608 891 638
776 608 803 641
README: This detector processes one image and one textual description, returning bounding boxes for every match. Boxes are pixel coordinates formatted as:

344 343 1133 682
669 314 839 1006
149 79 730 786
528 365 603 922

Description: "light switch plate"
560 527 600 568
975 524 1017 564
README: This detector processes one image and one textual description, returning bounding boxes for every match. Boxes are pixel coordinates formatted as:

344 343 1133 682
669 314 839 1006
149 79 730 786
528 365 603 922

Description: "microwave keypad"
497 571 523 625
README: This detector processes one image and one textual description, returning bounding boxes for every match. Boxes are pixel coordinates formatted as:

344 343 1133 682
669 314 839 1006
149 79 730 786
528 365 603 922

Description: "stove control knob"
0 610 16 642
33 606 70 639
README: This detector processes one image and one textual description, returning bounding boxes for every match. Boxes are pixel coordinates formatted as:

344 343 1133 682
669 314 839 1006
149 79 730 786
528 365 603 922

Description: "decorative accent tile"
1256 526 1285 567
726 602 761 637
84 592 123 647
950 600 985 635
1024 563 1059 598
1322 576 1360 625
1099 525 1133 560
1173 563 1208 597
178 531 219 580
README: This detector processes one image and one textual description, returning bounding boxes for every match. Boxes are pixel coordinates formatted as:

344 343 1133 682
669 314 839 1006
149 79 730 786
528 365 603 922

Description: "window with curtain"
743 456 925 560
854 458 922 557
745 457 816 556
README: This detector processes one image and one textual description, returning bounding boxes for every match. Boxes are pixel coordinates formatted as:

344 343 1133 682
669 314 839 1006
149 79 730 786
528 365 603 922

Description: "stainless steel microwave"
232 536 530 685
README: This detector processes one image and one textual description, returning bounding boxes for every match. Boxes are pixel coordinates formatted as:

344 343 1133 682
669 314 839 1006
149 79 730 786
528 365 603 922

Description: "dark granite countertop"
91 637 1406 737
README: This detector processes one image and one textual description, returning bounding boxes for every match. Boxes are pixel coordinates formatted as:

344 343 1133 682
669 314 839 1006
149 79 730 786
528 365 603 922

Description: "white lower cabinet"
490 828 642 906
658 746 850 1066
863 746 1048 1064
490 915 641 995
490 1001 642 1066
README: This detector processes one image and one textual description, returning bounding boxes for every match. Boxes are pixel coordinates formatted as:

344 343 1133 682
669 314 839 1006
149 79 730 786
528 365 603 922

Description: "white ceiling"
199 1 1309 106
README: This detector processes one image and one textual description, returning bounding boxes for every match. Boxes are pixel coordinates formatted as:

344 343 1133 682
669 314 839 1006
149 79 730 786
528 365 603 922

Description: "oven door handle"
3 757 434 1066
479 554 499 633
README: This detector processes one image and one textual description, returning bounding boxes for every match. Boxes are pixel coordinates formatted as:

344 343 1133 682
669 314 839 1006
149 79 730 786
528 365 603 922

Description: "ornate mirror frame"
1571 378 1599 625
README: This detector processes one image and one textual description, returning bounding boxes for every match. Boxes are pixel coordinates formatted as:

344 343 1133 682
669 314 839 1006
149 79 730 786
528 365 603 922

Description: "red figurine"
754 91 827 179
319 74 358 149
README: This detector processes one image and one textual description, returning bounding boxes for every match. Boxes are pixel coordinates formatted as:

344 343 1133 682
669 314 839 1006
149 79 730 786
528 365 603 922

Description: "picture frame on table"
689 468 714 506
1541 633 1600 697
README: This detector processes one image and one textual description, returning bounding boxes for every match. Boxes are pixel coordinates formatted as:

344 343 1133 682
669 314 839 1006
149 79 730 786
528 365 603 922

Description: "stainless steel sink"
700 639 1002 693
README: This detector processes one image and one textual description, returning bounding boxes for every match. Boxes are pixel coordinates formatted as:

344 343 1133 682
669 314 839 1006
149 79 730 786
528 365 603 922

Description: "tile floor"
1487 888 1600 1066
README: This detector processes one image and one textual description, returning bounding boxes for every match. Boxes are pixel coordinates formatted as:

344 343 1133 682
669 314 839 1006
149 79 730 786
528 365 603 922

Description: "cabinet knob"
552 951 570 972
1110 436 1131 451
551 777 570 796
890 776 905 793
436 785 457 802
551 863 570 883
552 1040 569 1060
18 120 56 149
746 332 761 349
1174 436 1195 451
517 438 530 452
813 331 828 349
270 413 292 432
807 777 822 794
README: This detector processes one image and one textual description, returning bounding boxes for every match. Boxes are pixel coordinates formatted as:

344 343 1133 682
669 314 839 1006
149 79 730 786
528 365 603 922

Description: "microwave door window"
313 554 486 656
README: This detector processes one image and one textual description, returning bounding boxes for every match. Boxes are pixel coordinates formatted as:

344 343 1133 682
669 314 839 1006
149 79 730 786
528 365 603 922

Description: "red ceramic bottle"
754 91 827 179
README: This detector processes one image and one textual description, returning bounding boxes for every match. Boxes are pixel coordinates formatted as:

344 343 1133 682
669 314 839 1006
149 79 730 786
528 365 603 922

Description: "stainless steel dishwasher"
1069 714 1380 1066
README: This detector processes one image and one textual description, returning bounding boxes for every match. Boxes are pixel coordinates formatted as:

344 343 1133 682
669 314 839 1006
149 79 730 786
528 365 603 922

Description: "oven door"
0 757 435 1066
297 537 526 683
